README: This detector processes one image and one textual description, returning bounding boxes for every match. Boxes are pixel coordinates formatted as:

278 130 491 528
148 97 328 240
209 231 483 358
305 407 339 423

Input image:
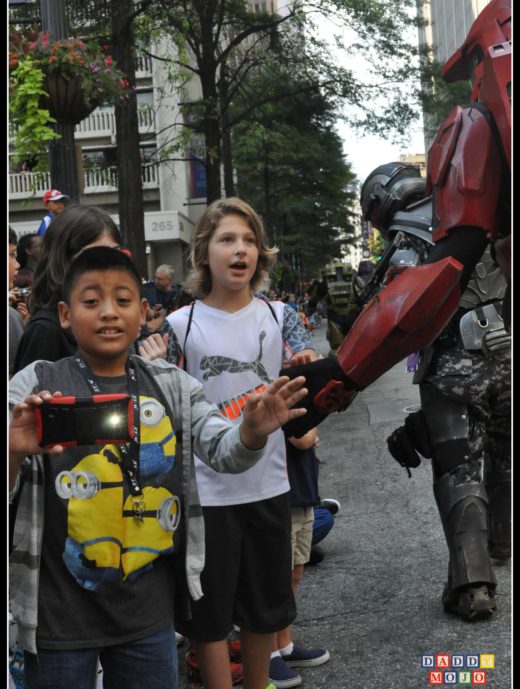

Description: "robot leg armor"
422 383 496 619
485 468 511 560
434 475 496 620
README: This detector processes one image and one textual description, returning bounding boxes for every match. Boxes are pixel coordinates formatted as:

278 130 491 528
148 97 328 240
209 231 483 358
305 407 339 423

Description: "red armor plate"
336 259 462 388
428 106 501 242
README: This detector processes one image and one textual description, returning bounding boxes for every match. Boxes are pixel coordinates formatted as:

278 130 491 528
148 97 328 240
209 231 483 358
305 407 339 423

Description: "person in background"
36 189 69 236
13 233 43 288
307 498 340 566
141 264 180 314
14 205 124 373
9 228 29 378
270 424 330 688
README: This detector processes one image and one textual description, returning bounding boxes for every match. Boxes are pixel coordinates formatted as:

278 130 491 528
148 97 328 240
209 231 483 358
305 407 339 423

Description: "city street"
177 322 511 689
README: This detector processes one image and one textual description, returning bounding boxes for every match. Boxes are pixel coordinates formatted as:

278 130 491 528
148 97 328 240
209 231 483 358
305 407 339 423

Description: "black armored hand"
280 357 358 437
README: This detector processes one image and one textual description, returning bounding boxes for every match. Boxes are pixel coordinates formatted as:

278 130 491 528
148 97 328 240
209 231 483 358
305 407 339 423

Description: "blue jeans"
312 507 334 545
23 624 178 689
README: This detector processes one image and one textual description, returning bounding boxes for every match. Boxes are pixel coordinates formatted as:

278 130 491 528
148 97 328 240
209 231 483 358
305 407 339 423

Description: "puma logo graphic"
200 331 271 383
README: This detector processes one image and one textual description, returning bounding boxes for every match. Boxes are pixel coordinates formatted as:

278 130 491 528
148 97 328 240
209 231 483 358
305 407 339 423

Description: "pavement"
177 322 511 689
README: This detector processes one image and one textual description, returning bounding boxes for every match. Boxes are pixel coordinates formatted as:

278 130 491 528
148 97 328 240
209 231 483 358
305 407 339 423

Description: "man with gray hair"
141 264 179 314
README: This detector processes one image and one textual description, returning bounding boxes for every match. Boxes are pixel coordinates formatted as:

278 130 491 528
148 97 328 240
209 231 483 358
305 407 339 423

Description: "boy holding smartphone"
9 246 307 689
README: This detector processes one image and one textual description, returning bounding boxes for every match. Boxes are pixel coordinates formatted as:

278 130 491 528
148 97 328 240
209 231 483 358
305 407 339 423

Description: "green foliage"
8 56 60 173
232 60 357 283
369 229 385 263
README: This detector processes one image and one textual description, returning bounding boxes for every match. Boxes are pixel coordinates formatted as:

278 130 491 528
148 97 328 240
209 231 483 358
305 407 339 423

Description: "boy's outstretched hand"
239 375 307 450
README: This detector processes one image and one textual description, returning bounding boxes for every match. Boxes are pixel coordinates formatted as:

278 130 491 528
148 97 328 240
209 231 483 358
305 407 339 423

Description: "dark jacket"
13 308 77 374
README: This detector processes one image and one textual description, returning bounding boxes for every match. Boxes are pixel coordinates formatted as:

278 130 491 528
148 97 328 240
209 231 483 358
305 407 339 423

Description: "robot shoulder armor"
428 105 497 192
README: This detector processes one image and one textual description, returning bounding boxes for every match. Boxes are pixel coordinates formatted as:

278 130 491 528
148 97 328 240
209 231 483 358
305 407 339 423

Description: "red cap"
43 189 69 205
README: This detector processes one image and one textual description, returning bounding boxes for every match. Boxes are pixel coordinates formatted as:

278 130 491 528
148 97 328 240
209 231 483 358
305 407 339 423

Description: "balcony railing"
9 164 158 199
74 106 156 139
9 171 51 199
136 53 153 77
82 164 158 193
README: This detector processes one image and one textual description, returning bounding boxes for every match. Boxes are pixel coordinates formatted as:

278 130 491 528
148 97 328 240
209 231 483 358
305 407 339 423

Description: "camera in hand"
35 394 134 448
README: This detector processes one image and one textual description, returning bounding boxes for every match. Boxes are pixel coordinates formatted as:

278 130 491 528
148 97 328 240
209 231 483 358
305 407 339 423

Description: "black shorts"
177 493 296 641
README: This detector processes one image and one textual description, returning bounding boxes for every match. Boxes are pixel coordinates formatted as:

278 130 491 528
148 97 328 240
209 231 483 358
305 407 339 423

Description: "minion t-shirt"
36 371 183 649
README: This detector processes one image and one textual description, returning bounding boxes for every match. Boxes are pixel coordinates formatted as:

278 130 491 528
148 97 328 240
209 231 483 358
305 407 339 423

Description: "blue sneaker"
282 645 330 668
268 655 302 688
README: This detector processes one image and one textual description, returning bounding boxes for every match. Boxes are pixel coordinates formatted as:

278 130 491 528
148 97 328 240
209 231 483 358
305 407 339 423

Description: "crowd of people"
8 197 338 689
8 2 510 687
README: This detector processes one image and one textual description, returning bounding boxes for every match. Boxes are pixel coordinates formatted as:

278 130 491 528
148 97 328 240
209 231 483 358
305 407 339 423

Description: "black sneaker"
306 545 324 566
282 645 330 668
319 499 340 515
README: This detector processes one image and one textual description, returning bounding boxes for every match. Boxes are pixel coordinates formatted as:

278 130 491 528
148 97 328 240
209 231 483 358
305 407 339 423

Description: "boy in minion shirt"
9 246 307 689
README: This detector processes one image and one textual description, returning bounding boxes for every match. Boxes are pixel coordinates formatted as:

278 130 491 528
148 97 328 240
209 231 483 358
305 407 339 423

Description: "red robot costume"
282 0 511 428
281 0 511 620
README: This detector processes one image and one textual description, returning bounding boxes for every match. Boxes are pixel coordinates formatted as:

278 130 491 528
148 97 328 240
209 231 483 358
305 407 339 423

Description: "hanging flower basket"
9 28 133 170
40 73 100 124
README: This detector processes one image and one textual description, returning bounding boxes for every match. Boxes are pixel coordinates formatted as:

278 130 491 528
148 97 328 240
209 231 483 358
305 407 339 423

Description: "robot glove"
280 357 358 438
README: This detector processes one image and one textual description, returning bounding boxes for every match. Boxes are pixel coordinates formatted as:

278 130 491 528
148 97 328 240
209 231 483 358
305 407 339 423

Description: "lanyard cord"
73 352 142 497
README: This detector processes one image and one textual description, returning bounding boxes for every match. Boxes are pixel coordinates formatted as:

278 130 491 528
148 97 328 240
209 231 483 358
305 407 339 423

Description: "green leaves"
9 55 61 173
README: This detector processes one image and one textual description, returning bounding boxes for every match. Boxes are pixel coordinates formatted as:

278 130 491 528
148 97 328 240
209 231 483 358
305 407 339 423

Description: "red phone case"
34 394 134 448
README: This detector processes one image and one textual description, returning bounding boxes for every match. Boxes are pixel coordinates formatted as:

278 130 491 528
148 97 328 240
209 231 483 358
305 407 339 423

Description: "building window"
137 89 154 110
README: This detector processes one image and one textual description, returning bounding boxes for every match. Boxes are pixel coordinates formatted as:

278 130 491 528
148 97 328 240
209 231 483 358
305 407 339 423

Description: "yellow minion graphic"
57 396 181 590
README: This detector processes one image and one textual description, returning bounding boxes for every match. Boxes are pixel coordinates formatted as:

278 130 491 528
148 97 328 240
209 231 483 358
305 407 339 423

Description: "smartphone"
34 394 134 448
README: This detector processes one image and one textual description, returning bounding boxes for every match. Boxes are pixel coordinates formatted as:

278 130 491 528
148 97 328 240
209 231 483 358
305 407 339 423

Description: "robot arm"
282 256 462 437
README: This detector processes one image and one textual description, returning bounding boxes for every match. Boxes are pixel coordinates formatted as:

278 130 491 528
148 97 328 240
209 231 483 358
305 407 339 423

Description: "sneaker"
319 498 340 515
228 638 241 663
306 545 324 566
268 655 302 688
186 650 244 686
282 645 330 668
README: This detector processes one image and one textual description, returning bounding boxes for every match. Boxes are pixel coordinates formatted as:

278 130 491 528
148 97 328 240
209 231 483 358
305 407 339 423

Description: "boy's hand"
239 376 307 450
138 332 169 361
10 390 65 458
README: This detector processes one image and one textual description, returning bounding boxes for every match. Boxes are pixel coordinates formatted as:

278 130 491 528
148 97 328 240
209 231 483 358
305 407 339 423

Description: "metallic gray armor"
363 162 511 621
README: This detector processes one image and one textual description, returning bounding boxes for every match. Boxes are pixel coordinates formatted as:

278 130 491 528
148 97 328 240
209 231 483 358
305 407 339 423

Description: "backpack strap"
181 301 196 371
265 299 279 325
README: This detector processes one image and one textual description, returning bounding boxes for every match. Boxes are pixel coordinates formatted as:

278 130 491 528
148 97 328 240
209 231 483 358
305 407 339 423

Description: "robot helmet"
441 0 511 84
322 261 354 284
360 162 426 237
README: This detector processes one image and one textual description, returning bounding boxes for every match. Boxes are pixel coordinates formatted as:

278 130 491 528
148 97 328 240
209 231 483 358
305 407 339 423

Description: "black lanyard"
73 352 145 518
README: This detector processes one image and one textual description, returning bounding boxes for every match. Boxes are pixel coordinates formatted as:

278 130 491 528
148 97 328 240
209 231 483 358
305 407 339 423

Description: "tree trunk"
110 0 147 279
199 10 222 204
220 67 234 197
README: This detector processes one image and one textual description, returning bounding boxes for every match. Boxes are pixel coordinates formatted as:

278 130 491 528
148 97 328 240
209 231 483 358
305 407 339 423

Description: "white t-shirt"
167 298 312 506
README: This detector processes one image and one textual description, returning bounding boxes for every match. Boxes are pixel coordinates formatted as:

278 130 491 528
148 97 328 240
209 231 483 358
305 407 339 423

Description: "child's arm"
289 427 318 450
238 375 307 450
9 390 64 490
